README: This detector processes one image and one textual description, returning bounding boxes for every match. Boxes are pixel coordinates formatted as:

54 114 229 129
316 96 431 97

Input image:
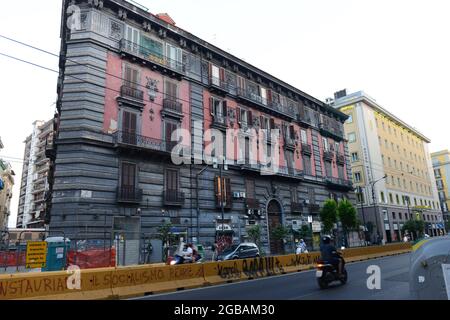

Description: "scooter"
169 254 204 265
316 252 347 289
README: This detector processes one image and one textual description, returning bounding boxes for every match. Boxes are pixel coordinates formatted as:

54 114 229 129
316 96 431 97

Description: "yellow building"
331 90 444 243
431 150 450 227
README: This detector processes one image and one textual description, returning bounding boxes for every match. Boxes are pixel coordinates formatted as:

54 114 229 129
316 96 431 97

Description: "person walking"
296 239 308 254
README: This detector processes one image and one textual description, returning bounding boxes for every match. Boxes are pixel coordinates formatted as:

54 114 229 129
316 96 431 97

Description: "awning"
169 227 187 234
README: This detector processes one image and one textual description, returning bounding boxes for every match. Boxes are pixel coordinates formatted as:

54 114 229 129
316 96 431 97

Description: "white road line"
129 253 410 300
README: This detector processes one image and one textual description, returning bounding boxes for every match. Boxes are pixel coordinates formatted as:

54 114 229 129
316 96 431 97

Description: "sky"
1 0 449 228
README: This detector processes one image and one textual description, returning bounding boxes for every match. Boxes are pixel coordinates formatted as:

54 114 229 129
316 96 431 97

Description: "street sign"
307 216 313 223
26 241 47 268
312 221 322 232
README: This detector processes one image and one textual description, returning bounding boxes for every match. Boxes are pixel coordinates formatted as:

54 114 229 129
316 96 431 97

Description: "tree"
446 220 450 232
402 219 426 240
320 199 338 234
155 222 176 262
337 199 358 247
247 224 262 246
271 224 291 254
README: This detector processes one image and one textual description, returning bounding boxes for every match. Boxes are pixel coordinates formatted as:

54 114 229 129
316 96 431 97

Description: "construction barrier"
0 242 412 300
110 263 207 299
67 248 116 269
0 252 26 268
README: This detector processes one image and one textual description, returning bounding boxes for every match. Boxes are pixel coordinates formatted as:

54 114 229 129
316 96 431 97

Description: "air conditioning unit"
240 192 246 198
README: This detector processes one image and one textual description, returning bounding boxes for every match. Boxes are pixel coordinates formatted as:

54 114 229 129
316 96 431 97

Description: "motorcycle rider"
319 235 344 278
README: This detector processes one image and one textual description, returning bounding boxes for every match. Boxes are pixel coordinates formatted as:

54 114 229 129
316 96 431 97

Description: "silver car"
216 243 260 261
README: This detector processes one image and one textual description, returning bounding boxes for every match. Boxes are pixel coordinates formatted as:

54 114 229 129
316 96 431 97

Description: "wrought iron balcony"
319 122 345 141
211 114 228 130
322 149 335 162
336 152 345 164
245 198 260 210
325 177 353 191
308 203 320 213
112 131 188 155
237 87 267 106
120 85 144 101
291 202 304 214
284 137 296 151
117 186 143 203
162 98 183 118
208 76 229 95
296 113 312 127
301 143 312 155
45 134 56 160
163 190 185 206
119 39 185 78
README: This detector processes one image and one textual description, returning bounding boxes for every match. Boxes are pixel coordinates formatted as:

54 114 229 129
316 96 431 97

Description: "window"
325 161 332 177
397 177 401 187
125 25 140 52
396 194 400 204
380 191 385 203
303 154 312 175
214 176 232 208
388 157 392 167
434 169 441 178
140 35 163 58
237 107 251 127
354 172 362 182
165 80 178 101
122 110 138 144
351 152 359 162
120 162 137 199
385 139 388 148
300 129 307 144
165 168 179 195
322 137 329 151
210 97 227 123
391 176 395 186
166 43 182 69
245 179 256 199
348 132 356 143
260 115 270 131
124 64 140 90
399 212 402 220
382 155 385 165
389 193 394 203
338 165 344 179
394 160 397 169
392 212 396 220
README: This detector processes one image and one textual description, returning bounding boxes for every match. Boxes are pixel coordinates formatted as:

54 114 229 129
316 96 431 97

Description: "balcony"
117 85 145 110
336 152 345 165
117 186 143 203
245 198 260 210
162 98 183 119
112 131 188 156
163 190 185 206
322 149 335 162
44 135 56 160
208 76 229 95
319 123 345 142
236 88 294 120
211 114 228 131
308 203 320 214
296 113 312 128
284 137 296 151
119 39 185 79
291 202 304 214
301 143 312 155
325 177 353 191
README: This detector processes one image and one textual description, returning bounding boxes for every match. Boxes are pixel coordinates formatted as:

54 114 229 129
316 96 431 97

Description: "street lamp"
370 174 387 244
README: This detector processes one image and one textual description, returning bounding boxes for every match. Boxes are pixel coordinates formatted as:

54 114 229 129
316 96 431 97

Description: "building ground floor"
48 140 356 263
357 204 446 244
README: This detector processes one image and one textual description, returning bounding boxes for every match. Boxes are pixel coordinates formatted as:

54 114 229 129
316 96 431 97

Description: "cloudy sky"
1 0 449 227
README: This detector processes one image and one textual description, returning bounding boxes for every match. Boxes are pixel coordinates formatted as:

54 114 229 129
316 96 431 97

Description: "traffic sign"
26 241 47 268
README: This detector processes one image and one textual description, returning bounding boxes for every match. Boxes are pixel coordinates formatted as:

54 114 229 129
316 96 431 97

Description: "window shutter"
270 118 275 130
220 68 225 81
225 178 232 207
222 100 227 118
260 116 265 129
209 63 212 79
237 107 241 124
267 89 272 103
209 97 214 116
290 126 295 139
247 110 253 126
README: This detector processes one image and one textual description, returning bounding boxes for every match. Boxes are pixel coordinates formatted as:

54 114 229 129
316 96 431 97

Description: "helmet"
322 235 332 244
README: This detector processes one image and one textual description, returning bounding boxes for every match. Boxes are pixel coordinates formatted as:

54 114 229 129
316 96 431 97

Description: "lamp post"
370 174 387 245
357 186 368 246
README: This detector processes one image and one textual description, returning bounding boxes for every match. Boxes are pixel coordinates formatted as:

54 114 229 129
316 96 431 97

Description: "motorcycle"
316 252 347 289
167 242 204 265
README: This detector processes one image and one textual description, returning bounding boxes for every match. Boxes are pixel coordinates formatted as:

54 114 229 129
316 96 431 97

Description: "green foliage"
402 219 426 239
156 222 176 262
337 199 358 231
446 220 450 232
271 224 290 241
247 224 262 245
366 221 374 234
320 199 338 233
299 225 312 239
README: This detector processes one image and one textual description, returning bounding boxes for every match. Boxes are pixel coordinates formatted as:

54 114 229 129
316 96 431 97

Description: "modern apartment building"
49 0 355 259
331 90 444 242
431 150 450 225
0 138 15 230
17 120 55 229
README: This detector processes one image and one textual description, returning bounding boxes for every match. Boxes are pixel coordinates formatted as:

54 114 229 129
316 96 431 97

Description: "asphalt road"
133 253 412 300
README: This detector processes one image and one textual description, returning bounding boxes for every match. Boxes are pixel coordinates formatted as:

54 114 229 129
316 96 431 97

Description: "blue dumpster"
42 237 70 272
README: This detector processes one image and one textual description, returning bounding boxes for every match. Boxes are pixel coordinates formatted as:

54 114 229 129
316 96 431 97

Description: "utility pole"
370 174 387 245
357 186 368 246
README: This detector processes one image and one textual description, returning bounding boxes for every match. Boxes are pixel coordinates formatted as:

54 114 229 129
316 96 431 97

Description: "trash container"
42 237 71 272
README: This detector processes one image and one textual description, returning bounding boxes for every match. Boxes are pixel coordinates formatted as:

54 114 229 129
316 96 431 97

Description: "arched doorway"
267 200 284 255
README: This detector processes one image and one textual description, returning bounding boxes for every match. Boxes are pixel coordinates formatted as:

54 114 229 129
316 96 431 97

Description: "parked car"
216 243 260 261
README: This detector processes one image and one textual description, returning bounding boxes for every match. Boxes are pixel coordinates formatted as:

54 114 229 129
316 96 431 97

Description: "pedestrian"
403 234 409 243
296 239 308 254
211 241 218 261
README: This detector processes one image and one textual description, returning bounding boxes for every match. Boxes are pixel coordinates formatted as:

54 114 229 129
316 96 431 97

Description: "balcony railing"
284 137 296 150
237 87 267 106
319 122 345 141
211 114 228 129
120 85 144 101
117 186 143 203
119 39 185 76
336 152 345 164
297 113 312 127
112 131 186 154
323 149 335 162
163 190 185 206
163 98 183 114
209 76 229 94
301 143 312 155
325 177 353 191
308 203 320 213
291 202 303 214
245 198 260 210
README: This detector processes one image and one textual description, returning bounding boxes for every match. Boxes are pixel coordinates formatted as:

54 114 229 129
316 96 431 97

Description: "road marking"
130 253 410 300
